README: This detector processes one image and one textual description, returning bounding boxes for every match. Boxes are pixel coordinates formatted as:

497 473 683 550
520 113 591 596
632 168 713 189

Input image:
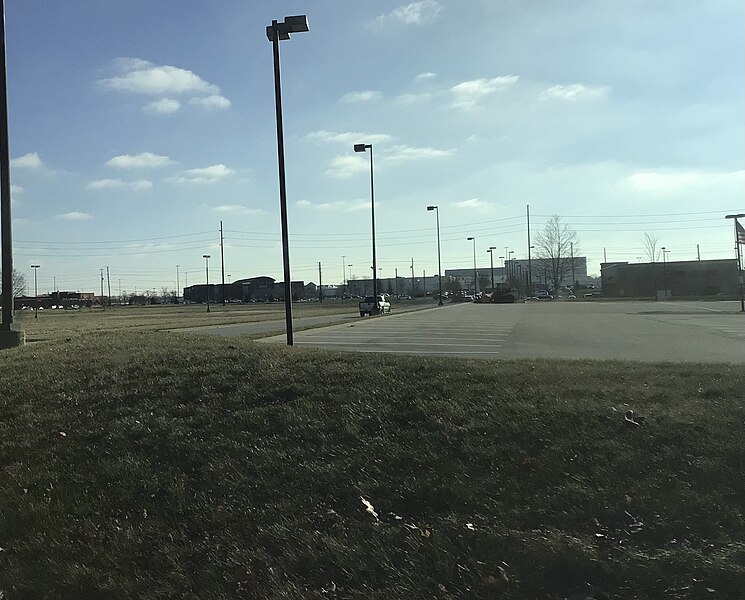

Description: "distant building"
183 276 307 303
14 291 94 310
601 259 739 298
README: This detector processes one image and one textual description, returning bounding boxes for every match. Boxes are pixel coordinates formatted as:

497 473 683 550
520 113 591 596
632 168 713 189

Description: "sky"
5 0 744 295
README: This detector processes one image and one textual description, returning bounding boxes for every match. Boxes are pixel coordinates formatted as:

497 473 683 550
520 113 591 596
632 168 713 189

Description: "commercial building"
183 276 307 303
601 259 739 298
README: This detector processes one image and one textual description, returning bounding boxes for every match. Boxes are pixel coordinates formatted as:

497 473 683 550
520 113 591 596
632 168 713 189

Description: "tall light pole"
427 205 443 306
661 246 668 299
725 213 745 312
487 247 496 291
31 264 39 319
267 14 309 346
354 143 378 310
526 204 533 298
508 250 515 282
467 237 477 294
203 254 211 313
499 256 505 282
0 0 22 346
176 264 180 301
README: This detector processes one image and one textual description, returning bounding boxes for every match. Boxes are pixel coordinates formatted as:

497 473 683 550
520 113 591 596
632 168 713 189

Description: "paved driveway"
259 300 745 363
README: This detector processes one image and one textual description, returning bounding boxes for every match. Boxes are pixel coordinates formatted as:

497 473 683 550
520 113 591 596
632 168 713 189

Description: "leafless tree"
0 269 26 297
534 215 579 292
642 232 661 263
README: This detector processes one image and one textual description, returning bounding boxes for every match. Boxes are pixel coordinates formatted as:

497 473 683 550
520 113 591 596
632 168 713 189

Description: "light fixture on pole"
427 205 443 306
354 143 378 311
31 264 40 319
467 237 477 294
267 14 309 346
203 254 211 313
725 213 745 312
487 247 496 291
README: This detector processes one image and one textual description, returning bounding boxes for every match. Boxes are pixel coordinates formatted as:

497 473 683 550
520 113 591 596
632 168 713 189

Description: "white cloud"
307 130 393 145
395 93 432 105
11 152 43 169
627 169 745 195
10 184 24 195
375 1 442 26
144 98 181 114
55 211 92 221
212 204 263 215
341 90 381 103
105 152 173 169
452 198 494 211
382 145 454 163
541 83 610 102
450 76 518 110
87 178 152 191
189 95 231 111
325 155 370 178
299 199 370 212
415 72 437 82
99 58 219 96
171 164 234 184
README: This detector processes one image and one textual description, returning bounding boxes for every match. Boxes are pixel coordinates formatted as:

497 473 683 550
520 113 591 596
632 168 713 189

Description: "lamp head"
467 237 474 241
354 143 370 153
266 15 309 41
427 205 437 211
203 254 211 259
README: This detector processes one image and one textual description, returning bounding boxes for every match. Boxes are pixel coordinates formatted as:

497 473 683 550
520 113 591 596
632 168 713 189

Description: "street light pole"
31 264 39 319
725 213 745 312
661 246 668 299
467 237 477 294
267 15 309 346
427 205 443 305
203 254 211 313
488 247 496 291
526 204 533 297
354 143 378 310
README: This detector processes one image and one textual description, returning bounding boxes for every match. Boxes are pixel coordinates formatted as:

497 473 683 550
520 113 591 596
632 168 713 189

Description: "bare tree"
534 215 579 293
0 269 26 297
642 232 661 263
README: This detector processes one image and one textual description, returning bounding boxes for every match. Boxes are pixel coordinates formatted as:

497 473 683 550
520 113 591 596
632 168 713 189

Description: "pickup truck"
359 294 391 317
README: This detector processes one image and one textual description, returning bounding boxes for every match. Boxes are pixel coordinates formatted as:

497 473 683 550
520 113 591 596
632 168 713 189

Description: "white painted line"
294 341 503 348
665 302 722 313
296 346 503 355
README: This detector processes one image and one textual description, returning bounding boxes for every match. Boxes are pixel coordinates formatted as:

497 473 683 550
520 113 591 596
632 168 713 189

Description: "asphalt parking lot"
259 300 745 363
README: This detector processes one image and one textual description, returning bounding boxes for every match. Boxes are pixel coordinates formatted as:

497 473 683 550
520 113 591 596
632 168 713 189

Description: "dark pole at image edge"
0 0 14 332
267 16 309 345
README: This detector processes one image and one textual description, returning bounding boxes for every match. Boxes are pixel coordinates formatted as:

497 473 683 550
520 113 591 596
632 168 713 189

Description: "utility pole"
410 258 415 297
603 247 607 263
696 244 701 261
318 261 323 303
423 269 426 298
176 265 180 300
106 266 111 308
341 255 346 298
118 279 121 299
220 221 226 306
526 204 533 297
99 269 104 309
395 267 398 297
570 243 576 289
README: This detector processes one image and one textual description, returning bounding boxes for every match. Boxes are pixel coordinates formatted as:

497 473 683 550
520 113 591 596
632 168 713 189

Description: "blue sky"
6 0 744 295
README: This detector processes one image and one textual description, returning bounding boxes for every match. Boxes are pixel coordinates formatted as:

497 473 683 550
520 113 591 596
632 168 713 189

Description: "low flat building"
601 259 739 298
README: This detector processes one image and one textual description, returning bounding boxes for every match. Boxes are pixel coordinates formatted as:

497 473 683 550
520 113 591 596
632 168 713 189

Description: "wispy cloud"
11 152 43 169
341 90 381 103
10 184 24 195
415 72 437 82
212 204 263 215
325 156 370 179
87 178 153 191
105 152 173 169
189 95 231 111
297 199 370 212
56 211 93 221
395 92 433 105
307 130 393 145
627 169 745 195
374 1 442 26
170 164 234 184
99 58 230 113
382 145 454 163
452 198 494 211
144 98 181 114
451 76 518 110
541 83 610 102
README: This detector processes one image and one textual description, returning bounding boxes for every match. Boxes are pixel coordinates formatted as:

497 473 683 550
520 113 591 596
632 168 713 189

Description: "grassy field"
0 332 742 599
13 299 427 344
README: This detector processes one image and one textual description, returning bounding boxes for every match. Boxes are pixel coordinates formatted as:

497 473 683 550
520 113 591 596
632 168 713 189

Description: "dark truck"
359 294 391 317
